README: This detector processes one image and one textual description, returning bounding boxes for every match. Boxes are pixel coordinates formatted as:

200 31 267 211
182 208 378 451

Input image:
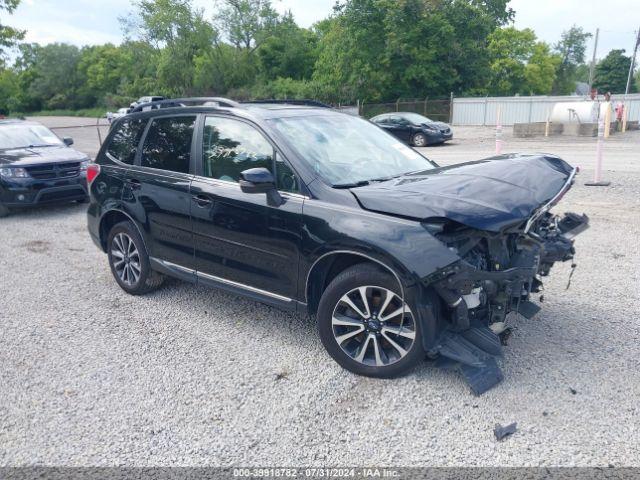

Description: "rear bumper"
0 175 88 207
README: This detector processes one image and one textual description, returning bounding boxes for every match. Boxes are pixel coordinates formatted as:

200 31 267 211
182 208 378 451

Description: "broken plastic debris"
494 422 517 441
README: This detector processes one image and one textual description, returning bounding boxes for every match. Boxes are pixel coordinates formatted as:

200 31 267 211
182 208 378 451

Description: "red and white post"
585 115 611 186
495 106 503 155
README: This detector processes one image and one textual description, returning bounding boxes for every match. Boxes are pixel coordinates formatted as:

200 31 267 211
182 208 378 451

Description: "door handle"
193 194 213 207
127 178 142 190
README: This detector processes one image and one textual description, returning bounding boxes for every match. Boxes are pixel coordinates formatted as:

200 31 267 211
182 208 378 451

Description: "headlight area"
422 212 587 335
0 167 29 179
429 259 540 332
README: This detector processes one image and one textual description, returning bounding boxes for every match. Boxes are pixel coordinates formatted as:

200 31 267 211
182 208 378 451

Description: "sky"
7 0 640 61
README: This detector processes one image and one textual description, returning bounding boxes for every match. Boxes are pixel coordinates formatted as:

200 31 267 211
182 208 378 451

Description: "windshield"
400 113 433 124
269 114 435 187
0 124 63 150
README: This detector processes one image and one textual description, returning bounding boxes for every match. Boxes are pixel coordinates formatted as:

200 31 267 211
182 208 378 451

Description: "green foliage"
258 12 317 81
124 0 217 95
214 0 279 50
552 25 592 94
26 43 84 109
0 0 622 115
594 49 636 94
525 43 561 95
0 66 18 114
311 0 513 102
10 107 107 118
0 0 25 63
487 27 560 95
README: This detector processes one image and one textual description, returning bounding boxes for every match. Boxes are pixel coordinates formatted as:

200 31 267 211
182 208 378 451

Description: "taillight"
87 163 101 185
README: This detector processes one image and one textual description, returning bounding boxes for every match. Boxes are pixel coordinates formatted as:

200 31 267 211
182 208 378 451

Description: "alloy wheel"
413 134 427 147
331 286 416 367
111 232 141 286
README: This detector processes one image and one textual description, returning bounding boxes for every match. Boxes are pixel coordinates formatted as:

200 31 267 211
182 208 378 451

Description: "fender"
300 199 461 310
94 205 149 254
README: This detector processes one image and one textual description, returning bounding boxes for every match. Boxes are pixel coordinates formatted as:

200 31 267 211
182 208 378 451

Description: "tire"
317 263 425 378
107 221 164 295
0 203 10 218
412 133 428 147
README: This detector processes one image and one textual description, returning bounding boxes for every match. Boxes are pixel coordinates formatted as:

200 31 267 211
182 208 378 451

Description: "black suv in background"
87 98 587 393
0 119 90 217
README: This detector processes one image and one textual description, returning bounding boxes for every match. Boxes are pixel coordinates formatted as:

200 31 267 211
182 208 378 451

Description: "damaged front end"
423 187 589 394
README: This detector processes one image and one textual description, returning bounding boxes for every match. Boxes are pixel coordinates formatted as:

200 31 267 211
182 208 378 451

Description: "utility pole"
588 28 600 92
624 26 640 96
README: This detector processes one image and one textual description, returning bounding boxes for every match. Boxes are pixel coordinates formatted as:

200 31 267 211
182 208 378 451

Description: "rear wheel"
412 133 428 147
0 203 10 218
317 264 424 378
107 221 164 295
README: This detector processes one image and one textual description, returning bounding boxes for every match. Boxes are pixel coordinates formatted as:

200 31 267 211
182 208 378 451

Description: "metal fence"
360 98 452 121
451 93 640 126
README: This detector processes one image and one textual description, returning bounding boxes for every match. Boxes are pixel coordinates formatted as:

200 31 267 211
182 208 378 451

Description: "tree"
0 0 25 63
27 43 83 109
525 43 561 94
594 49 636 94
258 11 318 81
552 25 592 94
312 0 516 102
0 66 18 114
214 0 279 52
487 27 559 95
124 0 216 94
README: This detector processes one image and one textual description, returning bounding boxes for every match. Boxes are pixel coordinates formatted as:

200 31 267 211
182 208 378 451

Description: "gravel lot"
1 117 639 467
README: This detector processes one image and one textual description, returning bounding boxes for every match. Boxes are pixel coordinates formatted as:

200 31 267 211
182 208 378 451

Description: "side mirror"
63 137 74 146
239 167 276 194
239 167 283 206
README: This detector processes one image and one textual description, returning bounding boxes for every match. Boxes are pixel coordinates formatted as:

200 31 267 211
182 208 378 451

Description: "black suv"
0 119 89 217
87 98 587 392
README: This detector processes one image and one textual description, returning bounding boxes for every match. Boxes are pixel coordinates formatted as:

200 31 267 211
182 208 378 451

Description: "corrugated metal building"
452 93 640 126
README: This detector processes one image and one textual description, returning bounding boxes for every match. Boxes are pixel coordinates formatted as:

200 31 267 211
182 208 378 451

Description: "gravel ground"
1 118 639 467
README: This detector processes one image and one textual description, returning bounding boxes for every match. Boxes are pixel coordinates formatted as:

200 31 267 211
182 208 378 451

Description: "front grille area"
38 187 85 203
25 162 81 180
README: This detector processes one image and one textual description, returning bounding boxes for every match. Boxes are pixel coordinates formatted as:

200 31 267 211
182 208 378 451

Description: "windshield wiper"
332 180 371 189
26 144 57 148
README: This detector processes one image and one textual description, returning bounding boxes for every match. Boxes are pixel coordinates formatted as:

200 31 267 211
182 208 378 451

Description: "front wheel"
107 221 164 295
412 133 428 147
317 264 424 378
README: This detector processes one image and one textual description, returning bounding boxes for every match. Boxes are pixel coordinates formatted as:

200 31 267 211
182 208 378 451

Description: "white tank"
550 101 611 124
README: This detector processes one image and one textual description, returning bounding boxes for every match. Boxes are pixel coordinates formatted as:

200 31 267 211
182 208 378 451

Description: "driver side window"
202 116 300 193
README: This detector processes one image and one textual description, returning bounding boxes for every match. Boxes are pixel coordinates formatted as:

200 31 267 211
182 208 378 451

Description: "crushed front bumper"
425 211 590 394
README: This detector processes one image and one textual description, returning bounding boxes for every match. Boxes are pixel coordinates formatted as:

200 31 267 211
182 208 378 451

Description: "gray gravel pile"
0 120 639 466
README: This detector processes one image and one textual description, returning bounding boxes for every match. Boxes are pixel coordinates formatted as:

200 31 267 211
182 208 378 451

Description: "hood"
422 121 450 130
0 145 89 167
350 154 575 232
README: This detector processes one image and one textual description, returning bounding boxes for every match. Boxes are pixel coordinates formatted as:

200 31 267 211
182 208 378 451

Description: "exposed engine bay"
423 209 589 395
432 210 589 332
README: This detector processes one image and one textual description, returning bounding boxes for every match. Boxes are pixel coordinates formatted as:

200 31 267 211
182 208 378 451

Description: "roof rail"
130 97 240 113
242 99 333 108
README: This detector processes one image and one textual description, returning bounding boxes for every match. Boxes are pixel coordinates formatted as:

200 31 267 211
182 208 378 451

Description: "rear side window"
140 116 196 173
106 119 147 164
